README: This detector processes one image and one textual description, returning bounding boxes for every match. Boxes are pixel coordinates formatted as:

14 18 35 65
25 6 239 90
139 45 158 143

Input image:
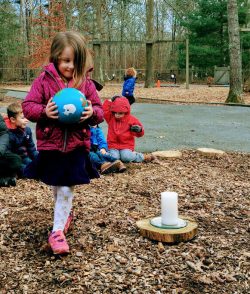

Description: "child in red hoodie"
103 96 155 163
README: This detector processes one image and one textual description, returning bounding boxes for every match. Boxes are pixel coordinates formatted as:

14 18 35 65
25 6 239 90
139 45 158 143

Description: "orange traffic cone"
156 80 161 88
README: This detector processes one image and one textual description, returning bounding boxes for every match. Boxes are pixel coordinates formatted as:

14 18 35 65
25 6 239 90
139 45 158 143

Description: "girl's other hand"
45 98 59 119
80 100 93 122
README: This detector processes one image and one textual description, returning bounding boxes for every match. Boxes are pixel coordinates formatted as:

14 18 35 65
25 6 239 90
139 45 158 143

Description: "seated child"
90 124 126 174
0 114 22 186
4 102 38 176
103 96 156 163
122 67 137 105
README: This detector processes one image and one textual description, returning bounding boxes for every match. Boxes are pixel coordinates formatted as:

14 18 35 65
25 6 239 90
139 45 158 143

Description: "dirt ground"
100 83 250 105
0 85 249 293
1 83 250 105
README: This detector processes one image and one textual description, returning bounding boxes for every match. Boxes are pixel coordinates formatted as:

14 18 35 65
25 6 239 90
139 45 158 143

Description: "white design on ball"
63 104 77 116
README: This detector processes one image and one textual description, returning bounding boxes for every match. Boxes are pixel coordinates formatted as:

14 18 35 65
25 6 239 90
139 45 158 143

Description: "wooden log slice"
152 150 182 158
197 148 225 157
136 216 198 243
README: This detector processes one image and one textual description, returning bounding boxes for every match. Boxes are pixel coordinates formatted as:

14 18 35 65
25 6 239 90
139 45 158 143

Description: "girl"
122 67 137 105
22 31 104 255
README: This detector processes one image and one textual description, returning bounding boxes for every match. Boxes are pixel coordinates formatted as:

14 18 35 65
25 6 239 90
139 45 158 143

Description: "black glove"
130 125 142 133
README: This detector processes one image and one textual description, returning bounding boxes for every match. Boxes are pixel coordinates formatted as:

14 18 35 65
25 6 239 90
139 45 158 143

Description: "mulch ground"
0 151 249 293
0 85 249 293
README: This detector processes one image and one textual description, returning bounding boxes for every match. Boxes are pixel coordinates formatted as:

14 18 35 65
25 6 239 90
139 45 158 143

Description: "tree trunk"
245 0 250 26
119 1 126 78
93 0 104 84
244 0 250 91
20 0 29 53
39 0 44 38
61 0 70 29
145 0 154 88
226 0 244 103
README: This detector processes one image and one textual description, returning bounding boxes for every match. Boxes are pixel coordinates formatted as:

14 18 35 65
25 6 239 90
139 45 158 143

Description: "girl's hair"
125 67 137 77
49 31 93 88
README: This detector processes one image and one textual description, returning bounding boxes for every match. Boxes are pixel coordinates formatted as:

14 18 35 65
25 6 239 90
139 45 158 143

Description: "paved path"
130 103 250 153
1 102 250 153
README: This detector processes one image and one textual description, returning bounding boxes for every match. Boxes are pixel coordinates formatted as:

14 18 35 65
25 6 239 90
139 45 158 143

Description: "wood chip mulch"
0 150 249 293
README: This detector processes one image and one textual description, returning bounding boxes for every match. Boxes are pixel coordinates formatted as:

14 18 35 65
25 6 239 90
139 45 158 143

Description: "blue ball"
52 88 87 124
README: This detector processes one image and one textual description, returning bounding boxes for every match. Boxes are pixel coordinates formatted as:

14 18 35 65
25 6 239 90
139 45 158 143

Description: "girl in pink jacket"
22 31 103 255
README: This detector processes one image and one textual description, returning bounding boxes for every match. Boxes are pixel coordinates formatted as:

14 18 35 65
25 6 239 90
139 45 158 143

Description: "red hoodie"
103 97 144 151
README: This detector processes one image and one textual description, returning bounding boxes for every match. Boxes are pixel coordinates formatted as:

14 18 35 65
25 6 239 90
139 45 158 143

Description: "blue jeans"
20 157 32 177
109 149 144 163
89 151 117 169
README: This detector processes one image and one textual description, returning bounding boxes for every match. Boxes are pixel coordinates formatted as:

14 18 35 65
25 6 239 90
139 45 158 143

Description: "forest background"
0 3 250 292
0 0 250 94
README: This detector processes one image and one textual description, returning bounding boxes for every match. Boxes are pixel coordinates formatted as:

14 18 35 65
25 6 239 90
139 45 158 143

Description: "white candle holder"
150 191 187 229
136 191 198 243
150 216 187 229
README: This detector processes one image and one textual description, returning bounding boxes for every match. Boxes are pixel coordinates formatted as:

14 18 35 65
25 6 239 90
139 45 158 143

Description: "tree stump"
136 216 198 243
152 150 182 158
197 148 225 157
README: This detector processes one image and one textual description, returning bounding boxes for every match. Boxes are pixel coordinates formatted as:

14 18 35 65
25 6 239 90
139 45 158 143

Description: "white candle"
161 191 179 225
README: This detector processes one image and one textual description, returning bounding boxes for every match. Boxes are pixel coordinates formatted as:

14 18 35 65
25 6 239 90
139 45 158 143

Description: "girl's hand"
100 148 107 155
45 98 59 119
80 100 93 122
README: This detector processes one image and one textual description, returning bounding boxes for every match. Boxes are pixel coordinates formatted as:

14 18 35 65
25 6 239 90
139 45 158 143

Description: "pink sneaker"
48 230 69 254
64 211 74 234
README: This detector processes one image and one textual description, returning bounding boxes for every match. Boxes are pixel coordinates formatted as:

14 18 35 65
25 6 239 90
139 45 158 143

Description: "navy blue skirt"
24 147 99 186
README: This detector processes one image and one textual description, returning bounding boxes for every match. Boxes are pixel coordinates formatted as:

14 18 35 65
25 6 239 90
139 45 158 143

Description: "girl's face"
58 46 74 81
114 112 125 119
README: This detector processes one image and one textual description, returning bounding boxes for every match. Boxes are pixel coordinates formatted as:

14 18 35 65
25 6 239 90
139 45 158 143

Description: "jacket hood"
4 117 16 129
43 63 60 78
44 63 94 76
43 62 75 89
110 97 130 114
43 63 96 90
124 75 136 81
124 75 131 81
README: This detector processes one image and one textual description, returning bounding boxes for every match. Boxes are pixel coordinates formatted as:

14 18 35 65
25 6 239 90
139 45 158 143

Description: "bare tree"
145 0 154 88
226 0 244 103
92 0 105 84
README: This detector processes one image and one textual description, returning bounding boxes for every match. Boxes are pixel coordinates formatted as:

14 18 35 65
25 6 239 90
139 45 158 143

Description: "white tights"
52 186 74 232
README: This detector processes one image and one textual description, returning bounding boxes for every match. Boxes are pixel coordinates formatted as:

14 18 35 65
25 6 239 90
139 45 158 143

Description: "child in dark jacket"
122 67 137 105
5 102 38 176
90 125 126 174
0 114 22 186
103 96 155 163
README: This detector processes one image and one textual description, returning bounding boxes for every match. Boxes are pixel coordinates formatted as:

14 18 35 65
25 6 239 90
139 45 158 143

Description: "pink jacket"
103 97 144 151
22 63 103 153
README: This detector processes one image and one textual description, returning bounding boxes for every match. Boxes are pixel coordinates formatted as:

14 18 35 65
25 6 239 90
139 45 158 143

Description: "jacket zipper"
63 128 68 152
62 82 69 152
45 69 62 91
45 70 69 152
